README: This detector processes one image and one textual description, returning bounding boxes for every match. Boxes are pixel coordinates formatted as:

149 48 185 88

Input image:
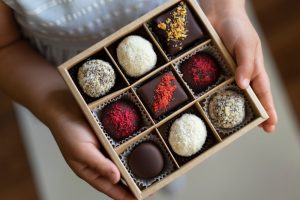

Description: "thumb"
80 144 121 184
234 34 257 89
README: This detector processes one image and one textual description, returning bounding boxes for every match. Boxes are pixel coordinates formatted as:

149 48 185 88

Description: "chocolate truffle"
180 53 220 92
117 35 157 77
137 72 188 119
209 90 246 129
169 114 207 157
78 59 116 97
128 142 164 179
152 2 204 56
100 99 142 140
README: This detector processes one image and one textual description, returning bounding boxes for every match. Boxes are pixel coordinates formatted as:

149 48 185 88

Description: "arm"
0 2 134 200
200 0 278 132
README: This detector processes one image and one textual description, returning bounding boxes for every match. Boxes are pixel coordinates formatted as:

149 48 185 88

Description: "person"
0 0 278 199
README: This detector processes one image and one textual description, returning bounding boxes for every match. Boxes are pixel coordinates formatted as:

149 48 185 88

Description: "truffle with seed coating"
77 59 115 98
209 90 246 129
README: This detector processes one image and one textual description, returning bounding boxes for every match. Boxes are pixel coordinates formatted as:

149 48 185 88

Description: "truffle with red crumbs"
180 52 220 93
100 99 142 140
137 71 188 119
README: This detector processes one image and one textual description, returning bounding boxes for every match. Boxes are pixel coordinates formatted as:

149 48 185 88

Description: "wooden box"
58 0 268 199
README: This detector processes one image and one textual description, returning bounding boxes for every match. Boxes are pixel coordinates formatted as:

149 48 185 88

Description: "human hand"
0 2 132 199
201 0 278 132
46 90 136 200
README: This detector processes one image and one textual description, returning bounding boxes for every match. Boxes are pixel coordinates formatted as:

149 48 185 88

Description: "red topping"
181 53 220 92
101 100 141 140
153 73 177 113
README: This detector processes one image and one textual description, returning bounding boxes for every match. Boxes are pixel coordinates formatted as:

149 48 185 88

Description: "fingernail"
269 125 275 132
242 78 250 89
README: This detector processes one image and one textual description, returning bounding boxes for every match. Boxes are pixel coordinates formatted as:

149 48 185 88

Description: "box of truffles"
58 0 269 199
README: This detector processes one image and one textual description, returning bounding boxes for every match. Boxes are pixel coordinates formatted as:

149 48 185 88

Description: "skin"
201 0 278 132
0 0 277 199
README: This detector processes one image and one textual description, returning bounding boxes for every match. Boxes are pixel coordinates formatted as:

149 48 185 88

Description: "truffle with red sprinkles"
137 71 188 119
100 99 142 140
180 52 220 93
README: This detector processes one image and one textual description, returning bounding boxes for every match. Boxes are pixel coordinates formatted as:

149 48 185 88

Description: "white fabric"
3 0 166 65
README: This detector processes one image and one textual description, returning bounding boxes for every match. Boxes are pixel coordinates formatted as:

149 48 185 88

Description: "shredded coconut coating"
169 114 207 157
209 90 246 129
117 35 157 77
77 59 116 98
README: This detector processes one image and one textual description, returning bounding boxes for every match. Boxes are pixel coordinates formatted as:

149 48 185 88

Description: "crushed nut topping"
157 2 188 44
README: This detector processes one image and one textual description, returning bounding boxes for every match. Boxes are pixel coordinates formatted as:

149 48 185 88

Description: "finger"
252 71 278 133
92 177 136 200
234 35 257 89
77 166 136 200
252 43 278 132
78 144 120 183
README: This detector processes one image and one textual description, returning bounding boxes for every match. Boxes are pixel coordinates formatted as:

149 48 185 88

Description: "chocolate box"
58 0 268 199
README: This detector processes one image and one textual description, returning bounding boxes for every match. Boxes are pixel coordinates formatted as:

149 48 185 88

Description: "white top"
3 0 166 65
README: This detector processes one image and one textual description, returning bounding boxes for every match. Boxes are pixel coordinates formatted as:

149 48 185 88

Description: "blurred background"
0 0 299 200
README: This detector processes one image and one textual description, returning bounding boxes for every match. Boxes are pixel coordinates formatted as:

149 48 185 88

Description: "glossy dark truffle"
100 99 142 140
180 53 220 92
152 2 205 56
128 142 164 179
137 72 188 119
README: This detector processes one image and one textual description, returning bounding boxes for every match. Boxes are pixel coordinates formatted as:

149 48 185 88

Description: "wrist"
42 89 83 130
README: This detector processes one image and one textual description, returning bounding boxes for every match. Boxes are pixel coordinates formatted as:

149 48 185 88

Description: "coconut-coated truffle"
180 53 220 92
78 59 116 98
117 35 157 77
168 114 207 157
100 99 142 140
209 90 246 129
128 142 164 179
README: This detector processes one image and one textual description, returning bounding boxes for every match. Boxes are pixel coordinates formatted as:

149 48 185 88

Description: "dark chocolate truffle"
137 72 188 119
128 142 164 179
180 53 220 93
100 99 142 140
152 2 204 56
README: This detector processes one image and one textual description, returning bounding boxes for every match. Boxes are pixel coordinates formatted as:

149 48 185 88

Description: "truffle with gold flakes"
152 2 205 56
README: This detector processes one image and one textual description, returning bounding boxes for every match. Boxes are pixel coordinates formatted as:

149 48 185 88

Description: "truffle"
168 114 207 157
180 53 220 92
208 90 246 129
116 35 157 77
100 99 142 140
128 142 164 179
78 59 116 98
137 72 188 119
152 2 204 56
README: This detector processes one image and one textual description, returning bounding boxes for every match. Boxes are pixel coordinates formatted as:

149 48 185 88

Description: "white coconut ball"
117 35 157 77
168 114 207 157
